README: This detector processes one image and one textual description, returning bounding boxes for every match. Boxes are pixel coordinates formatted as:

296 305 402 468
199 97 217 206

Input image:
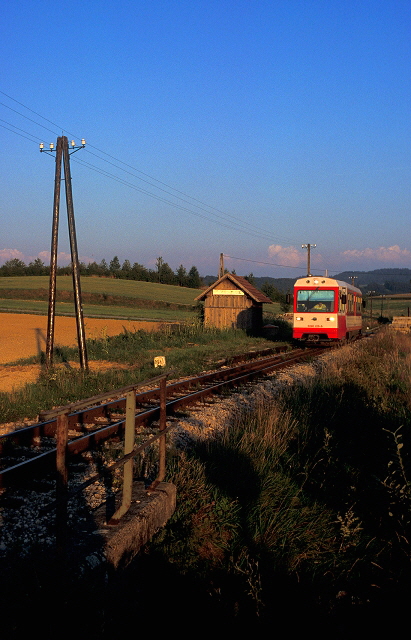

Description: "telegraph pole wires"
40 136 88 370
302 243 316 277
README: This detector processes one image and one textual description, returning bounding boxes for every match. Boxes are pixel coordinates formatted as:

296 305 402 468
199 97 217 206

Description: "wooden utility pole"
41 136 88 370
46 137 63 368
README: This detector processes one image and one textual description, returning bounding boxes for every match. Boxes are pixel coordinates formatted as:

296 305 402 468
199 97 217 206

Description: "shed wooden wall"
203 283 264 330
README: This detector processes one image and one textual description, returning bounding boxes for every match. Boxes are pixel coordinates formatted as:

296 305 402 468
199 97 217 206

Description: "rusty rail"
1 346 332 545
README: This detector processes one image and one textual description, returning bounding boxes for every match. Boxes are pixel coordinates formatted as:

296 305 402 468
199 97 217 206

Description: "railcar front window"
296 290 335 312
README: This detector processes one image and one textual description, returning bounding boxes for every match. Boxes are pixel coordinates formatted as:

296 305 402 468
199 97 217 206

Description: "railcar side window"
296 290 335 312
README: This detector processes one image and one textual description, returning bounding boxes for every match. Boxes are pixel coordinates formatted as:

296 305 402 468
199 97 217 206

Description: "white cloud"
0 248 26 264
37 251 93 265
37 251 73 265
268 244 325 268
268 245 304 267
340 245 411 264
0 249 94 267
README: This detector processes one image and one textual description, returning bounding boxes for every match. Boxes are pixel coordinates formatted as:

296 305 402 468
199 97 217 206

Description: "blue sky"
1 0 410 278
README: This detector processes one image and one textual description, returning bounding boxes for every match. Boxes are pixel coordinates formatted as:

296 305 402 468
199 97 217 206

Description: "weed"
337 507 363 552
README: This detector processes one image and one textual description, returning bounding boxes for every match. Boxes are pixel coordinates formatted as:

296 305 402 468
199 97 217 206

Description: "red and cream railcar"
293 276 363 344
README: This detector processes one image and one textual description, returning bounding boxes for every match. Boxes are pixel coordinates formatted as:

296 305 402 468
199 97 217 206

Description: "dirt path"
0 313 163 392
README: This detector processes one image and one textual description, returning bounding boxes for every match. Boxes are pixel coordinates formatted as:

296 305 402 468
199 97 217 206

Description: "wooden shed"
195 273 272 331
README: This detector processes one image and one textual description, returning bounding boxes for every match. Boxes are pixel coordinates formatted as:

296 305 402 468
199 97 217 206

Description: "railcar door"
338 287 348 339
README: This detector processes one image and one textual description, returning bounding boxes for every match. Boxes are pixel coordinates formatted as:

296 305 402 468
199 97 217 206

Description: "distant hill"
333 269 411 294
203 269 411 295
252 277 296 293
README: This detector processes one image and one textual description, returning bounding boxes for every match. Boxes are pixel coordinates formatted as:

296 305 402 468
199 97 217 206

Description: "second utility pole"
302 243 316 277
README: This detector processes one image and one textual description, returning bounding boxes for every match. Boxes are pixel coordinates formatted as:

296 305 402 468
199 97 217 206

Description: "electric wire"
0 91 296 243
2 90 403 277
71 155 287 240
83 148 288 240
0 101 58 137
0 121 41 144
224 254 308 270
0 97 295 243
222 254 411 277
0 108 381 274
0 99 289 243
223 254 337 273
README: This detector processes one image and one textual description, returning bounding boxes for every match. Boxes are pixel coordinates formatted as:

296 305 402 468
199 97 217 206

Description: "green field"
0 276 280 319
0 276 203 305
365 296 411 320
0 299 194 321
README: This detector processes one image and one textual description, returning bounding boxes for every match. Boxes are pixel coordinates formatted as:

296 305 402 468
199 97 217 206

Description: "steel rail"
0 349 300 447
0 347 324 488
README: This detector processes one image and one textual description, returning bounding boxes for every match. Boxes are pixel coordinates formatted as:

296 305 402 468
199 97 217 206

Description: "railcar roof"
294 276 362 295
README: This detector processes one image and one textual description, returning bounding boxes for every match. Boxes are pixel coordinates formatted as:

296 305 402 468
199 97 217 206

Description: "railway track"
0 346 327 490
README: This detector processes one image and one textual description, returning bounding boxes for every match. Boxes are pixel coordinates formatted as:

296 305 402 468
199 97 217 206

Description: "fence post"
158 375 167 483
56 411 68 549
108 390 136 524
148 375 167 490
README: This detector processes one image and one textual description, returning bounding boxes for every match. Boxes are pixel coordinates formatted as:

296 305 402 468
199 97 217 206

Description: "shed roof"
195 273 272 303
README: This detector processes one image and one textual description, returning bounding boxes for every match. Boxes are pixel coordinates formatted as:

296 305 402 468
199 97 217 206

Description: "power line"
223 254 308 271
71 155 287 240
0 101 292 241
0 98 284 242
0 90 63 131
0 121 41 144
0 101 59 137
6 91 404 276
223 253 347 274
223 254 411 276
1 90 292 239
4 99 406 276
83 148 288 240
0 114 359 272
0 90 297 245
83 147 296 242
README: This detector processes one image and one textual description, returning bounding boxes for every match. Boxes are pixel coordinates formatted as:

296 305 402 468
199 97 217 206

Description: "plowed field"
0 313 163 392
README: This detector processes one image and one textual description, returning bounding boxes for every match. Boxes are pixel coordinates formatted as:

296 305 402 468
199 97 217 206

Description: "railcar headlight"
326 317 335 321
296 317 303 321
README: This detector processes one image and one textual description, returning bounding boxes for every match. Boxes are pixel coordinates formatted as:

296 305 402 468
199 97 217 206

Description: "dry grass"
147 330 411 628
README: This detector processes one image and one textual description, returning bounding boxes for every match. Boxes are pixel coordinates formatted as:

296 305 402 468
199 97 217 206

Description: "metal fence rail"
36 373 169 542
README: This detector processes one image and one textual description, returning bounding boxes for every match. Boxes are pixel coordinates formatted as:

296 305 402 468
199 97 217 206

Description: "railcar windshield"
296 289 335 312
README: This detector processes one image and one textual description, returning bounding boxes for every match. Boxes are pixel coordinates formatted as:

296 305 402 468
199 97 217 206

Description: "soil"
0 313 164 393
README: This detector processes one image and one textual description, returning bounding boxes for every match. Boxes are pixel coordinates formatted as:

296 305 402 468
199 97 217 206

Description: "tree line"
244 272 291 311
0 256 202 288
